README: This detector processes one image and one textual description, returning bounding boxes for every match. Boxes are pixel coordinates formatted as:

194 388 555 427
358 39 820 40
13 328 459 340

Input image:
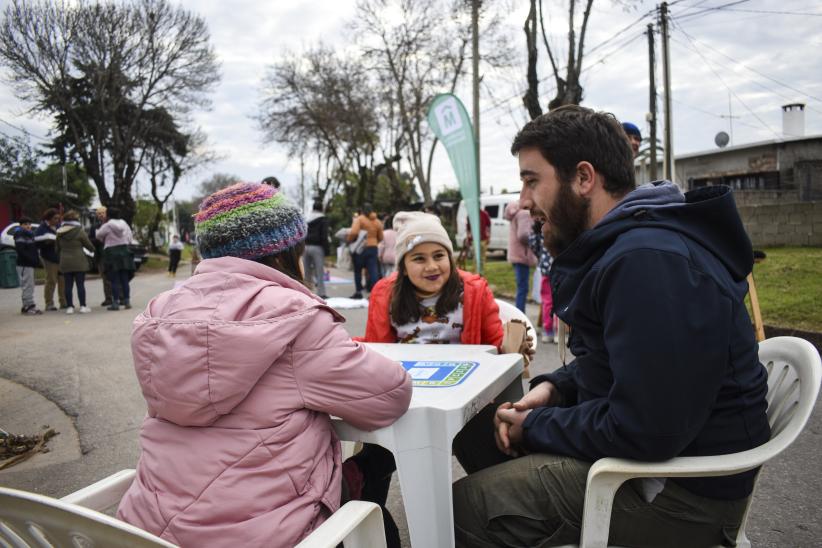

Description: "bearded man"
452 105 770 547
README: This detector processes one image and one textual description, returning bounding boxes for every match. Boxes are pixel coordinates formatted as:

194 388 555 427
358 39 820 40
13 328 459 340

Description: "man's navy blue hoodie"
523 182 770 500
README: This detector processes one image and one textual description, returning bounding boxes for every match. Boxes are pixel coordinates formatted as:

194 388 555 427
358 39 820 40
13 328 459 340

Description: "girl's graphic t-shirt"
393 294 464 344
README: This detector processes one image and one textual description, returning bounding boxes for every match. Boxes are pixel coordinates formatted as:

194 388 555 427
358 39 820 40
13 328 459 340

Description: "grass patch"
746 247 822 332
467 247 822 332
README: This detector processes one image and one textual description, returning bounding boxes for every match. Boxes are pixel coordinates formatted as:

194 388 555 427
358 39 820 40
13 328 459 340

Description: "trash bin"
0 248 19 288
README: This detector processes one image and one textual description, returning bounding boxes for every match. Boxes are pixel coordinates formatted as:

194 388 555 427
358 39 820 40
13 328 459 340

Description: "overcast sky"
0 0 820 205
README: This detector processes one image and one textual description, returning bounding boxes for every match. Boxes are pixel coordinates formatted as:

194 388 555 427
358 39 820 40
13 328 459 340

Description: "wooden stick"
747 273 766 342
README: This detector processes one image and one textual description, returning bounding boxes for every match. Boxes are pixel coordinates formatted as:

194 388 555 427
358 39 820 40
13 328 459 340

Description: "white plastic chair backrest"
760 337 821 439
0 487 177 547
495 298 538 351
570 337 821 548
730 336 822 547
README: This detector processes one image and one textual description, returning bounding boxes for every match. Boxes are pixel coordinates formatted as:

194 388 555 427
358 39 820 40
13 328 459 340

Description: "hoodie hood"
131 256 343 427
56 221 83 240
104 218 130 237
556 181 753 283
306 211 325 223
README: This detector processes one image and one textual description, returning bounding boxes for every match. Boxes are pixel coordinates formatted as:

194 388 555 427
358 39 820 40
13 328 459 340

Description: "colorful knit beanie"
194 182 306 260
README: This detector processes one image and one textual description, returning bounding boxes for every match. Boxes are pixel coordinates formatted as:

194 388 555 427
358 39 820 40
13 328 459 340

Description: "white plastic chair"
495 298 538 352
557 336 821 548
1 469 387 548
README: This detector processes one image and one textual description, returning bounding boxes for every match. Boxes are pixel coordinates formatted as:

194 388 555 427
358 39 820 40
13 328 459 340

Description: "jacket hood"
56 221 83 239
558 182 753 282
104 218 130 237
131 256 344 427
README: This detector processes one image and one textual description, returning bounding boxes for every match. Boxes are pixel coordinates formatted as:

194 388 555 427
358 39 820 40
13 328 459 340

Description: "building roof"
675 133 822 161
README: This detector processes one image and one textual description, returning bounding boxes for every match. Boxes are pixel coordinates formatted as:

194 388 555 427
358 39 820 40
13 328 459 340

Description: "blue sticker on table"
401 361 479 387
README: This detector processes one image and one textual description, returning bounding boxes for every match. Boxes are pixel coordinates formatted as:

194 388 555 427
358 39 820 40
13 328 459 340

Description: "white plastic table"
332 343 524 548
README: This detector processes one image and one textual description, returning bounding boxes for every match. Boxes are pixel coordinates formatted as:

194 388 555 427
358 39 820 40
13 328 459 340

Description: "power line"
0 116 51 142
667 19 822 107
670 18 780 138
707 7 822 17
674 0 752 23
479 5 656 117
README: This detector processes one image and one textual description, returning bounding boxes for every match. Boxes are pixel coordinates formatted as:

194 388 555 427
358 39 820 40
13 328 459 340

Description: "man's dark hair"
18 216 33 225
262 176 281 189
42 208 59 221
511 105 635 196
362 203 373 215
107 207 122 220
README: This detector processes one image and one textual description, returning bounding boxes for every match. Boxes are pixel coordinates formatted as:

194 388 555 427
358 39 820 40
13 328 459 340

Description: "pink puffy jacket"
117 256 412 547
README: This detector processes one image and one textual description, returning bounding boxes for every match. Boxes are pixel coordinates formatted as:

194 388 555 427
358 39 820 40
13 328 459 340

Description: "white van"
455 193 521 254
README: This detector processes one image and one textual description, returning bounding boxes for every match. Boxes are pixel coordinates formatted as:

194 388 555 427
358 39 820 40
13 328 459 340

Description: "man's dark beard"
543 180 590 257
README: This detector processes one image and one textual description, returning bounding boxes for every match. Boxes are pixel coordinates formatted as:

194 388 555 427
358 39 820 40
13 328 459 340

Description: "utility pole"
647 23 658 181
471 0 481 197
660 2 675 181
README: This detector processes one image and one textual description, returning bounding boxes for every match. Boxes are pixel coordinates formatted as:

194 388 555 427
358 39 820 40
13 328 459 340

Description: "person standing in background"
378 214 396 277
56 210 95 314
303 201 330 299
529 220 556 343
465 208 491 268
95 206 135 311
347 203 383 299
167 235 184 277
14 217 42 315
262 175 281 189
504 200 537 312
622 122 642 159
35 208 66 311
89 207 113 306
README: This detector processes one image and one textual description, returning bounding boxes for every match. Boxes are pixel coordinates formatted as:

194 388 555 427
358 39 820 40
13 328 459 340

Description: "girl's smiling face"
403 242 452 298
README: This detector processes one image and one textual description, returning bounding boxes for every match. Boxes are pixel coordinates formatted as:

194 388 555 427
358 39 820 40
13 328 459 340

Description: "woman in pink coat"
117 182 412 547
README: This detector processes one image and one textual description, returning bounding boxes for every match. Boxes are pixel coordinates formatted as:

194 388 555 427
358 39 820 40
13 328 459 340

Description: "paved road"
0 266 819 547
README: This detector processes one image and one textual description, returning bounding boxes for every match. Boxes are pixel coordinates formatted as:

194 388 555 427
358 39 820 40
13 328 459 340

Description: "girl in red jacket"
348 211 518 546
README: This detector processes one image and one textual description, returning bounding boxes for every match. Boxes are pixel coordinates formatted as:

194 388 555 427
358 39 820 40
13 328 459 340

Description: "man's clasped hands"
494 380 564 457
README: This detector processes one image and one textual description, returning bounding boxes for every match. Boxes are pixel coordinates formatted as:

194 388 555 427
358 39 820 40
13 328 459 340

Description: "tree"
0 133 94 217
0 0 220 223
258 46 387 209
142 108 217 251
522 0 595 117
354 0 515 205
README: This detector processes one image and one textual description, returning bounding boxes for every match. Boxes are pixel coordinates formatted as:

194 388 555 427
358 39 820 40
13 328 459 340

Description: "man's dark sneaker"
350 292 363 299
319 295 329 300
22 305 43 315
107 303 120 311
123 301 132 310
101 300 112 307
45 305 58 312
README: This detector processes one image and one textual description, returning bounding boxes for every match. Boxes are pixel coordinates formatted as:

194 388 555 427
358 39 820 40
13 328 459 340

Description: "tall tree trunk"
523 0 543 120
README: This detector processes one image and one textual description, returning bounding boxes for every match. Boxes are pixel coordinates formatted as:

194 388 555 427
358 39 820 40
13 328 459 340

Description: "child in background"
167 234 184 277
377 213 396 277
529 220 557 343
117 182 412 548
348 211 531 546
13 217 42 315
56 210 95 314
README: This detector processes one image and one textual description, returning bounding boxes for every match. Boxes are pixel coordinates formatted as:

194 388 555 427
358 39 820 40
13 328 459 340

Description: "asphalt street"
0 265 819 547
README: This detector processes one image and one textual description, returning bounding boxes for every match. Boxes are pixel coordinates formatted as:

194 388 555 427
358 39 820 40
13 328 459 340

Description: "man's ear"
575 161 597 196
